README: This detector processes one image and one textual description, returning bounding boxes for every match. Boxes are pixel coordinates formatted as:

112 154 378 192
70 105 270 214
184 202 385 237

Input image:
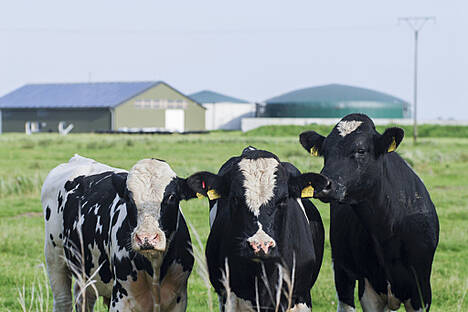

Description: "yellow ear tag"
207 189 221 200
310 146 319 157
387 138 397 153
196 192 205 199
301 185 314 198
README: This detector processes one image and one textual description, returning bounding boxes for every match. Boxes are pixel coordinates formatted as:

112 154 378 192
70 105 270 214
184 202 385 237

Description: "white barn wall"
204 102 255 130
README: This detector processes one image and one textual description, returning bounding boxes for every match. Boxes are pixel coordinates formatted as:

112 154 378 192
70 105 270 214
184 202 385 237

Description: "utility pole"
398 16 435 144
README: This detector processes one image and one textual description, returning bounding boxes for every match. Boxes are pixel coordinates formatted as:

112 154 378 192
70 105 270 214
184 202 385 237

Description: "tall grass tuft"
457 280 468 312
188 222 214 312
64 202 102 312
219 255 298 312
16 263 50 312
0 174 44 198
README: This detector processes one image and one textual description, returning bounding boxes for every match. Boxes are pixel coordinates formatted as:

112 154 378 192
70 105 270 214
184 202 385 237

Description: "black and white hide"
186 147 328 312
300 113 439 312
42 155 195 312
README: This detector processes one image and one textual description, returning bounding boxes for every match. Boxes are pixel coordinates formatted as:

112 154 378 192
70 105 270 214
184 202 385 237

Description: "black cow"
42 155 196 311
300 114 439 311
186 147 327 312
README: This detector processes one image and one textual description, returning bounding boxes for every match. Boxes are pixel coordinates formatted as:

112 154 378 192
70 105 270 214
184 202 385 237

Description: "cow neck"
150 253 164 311
348 159 398 286
349 161 392 240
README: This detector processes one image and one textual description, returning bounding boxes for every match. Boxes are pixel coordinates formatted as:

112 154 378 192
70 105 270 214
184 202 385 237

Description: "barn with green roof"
258 84 410 119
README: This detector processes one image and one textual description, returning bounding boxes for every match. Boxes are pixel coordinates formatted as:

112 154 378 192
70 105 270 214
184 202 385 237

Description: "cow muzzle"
133 229 166 253
247 225 276 256
313 178 346 203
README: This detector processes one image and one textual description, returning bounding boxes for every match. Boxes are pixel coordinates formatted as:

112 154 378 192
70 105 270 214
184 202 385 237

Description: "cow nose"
249 239 275 254
315 180 332 197
135 233 160 250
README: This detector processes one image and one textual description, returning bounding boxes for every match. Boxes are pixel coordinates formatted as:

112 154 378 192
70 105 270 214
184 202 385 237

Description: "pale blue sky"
1 0 467 120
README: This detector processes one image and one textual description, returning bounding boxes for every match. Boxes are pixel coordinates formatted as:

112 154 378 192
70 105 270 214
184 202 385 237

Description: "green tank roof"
262 84 410 118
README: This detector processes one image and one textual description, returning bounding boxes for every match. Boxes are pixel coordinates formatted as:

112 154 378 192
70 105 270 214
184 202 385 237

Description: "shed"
189 90 254 130
0 81 205 133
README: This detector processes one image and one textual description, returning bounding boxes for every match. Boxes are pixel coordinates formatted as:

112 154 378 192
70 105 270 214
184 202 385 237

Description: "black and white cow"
186 147 328 312
42 155 195 312
299 114 439 311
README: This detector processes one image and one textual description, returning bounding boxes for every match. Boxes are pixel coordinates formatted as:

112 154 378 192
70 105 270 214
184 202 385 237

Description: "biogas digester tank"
258 84 410 119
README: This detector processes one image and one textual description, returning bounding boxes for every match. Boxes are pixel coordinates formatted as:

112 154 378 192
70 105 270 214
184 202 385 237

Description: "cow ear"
289 172 329 199
376 127 404 155
299 131 325 157
112 173 128 199
186 171 226 200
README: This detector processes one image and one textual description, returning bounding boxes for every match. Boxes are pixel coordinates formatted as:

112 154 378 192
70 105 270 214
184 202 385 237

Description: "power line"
0 24 396 35
398 16 436 144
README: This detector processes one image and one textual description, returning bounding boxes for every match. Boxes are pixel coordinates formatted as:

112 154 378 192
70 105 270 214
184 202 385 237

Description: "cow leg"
289 303 311 311
74 282 98 312
45 244 73 312
404 299 425 312
103 297 111 310
160 281 188 312
218 295 225 312
160 261 191 311
359 278 386 312
333 265 356 312
404 265 432 312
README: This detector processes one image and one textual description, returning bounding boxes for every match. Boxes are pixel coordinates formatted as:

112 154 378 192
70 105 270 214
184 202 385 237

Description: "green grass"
245 123 468 138
0 131 467 311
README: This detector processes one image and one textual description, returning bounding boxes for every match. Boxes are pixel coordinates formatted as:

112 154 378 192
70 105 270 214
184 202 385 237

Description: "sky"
0 0 467 120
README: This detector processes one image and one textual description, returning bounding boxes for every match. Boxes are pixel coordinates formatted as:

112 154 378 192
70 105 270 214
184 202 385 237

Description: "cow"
42 155 196 312
299 113 439 312
185 147 328 312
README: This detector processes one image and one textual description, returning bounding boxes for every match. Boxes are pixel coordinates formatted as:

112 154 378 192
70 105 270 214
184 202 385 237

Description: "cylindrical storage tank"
261 84 410 118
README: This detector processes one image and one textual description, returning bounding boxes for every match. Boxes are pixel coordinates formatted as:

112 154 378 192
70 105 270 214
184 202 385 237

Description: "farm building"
189 90 255 130
257 83 410 119
0 81 205 133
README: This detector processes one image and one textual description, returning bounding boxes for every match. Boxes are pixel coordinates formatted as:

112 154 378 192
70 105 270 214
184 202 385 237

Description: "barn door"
165 109 185 132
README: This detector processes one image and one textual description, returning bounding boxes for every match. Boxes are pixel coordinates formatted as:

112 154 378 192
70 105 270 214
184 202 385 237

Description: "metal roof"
189 90 248 104
266 84 408 105
0 81 161 109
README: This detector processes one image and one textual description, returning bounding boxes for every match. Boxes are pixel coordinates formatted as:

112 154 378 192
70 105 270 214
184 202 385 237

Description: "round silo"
260 84 410 118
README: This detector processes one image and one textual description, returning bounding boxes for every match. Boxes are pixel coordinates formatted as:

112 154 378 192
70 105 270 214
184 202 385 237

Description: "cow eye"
357 148 366 155
166 194 176 203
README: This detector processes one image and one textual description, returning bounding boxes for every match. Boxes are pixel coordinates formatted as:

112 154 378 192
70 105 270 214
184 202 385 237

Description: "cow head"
111 159 196 257
186 148 327 260
299 113 404 204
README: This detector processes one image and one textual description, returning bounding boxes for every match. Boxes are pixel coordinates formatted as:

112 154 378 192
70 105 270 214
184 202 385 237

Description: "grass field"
0 131 467 311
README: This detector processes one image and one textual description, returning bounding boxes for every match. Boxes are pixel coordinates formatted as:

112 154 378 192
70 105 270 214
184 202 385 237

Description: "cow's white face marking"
127 159 176 212
238 157 278 216
337 120 363 137
126 159 177 254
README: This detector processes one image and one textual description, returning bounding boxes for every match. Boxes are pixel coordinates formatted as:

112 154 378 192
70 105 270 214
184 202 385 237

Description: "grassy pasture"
0 131 467 311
